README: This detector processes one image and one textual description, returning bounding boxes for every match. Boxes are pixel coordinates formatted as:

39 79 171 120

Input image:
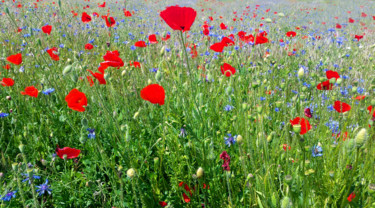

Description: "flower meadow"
1 0 375 207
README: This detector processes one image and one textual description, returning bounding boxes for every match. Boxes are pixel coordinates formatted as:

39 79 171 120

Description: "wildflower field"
1 0 375 207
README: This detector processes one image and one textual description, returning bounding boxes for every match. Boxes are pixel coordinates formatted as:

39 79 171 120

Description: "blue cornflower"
224 105 234 111
260 97 266 101
0 113 9 118
224 134 237 147
87 128 96 139
36 179 52 196
275 108 280 112
311 144 323 157
42 88 55 95
179 127 187 138
149 68 158 73
21 173 41 184
130 45 136 50
1 190 17 201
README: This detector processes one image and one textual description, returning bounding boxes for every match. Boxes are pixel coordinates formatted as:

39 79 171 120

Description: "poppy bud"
58 0 61 7
280 83 285 89
329 78 336 84
79 136 87 144
154 157 159 170
252 81 259 89
81 118 88 127
236 135 243 144
368 183 375 196
196 167 204 178
147 79 152 85
12 163 18 171
5 7 9 15
256 106 263 113
63 65 72 75
292 124 301 133
41 159 47 166
336 78 343 84
242 103 248 111
319 77 325 82
280 197 292 208
301 86 307 92
278 13 285 17
18 144 25 153
282 175 292 185
160 46 165 56
155 70 163 82
300 94 305 100
275 101 282 108
265 18 272 23
126 168 136 178
197 93 204 106
104 73 110 80
226 86 233 95
267 132 275 142
355 128 368 148
352 87 357 93
133 111 139 120
297 67 304 77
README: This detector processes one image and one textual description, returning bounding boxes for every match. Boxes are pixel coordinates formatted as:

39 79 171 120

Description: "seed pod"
62 65 72 75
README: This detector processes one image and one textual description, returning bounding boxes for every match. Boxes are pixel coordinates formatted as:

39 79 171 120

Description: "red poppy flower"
56 145 81 159
21 86 38 98
334 101 351 113
316 80 333 90
88 70 106 85
93 12 99 17
255 31 268 45
361 12 367 17
354 95 365 100
161 33 170 41
354 35 363 41
238 31 254 43
290 117 311 135
336 24 342 29
221 63 236 77
304 108 312 118
130 61 141 68
135 40 147 47
220 22 227 30
210 42 225 52
47 47 59 61
124 10 132 17
65 89 88 112
85 43 94 50
41 25 52 35
98 2 105 7
104 16 115 27
348 18 355 23
286 31 296 37
140 84 165 105
220 37 233 47
1 78 14 87
347 192 355 202
6 53 22 65
87 76 94 87
148 34 158 44
3 64 10 70
81 12 92 23
160 6 197 32
203 28 209 36
159 201 167 207
326 70 340 80
178 182 192 203
100 50 124 71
